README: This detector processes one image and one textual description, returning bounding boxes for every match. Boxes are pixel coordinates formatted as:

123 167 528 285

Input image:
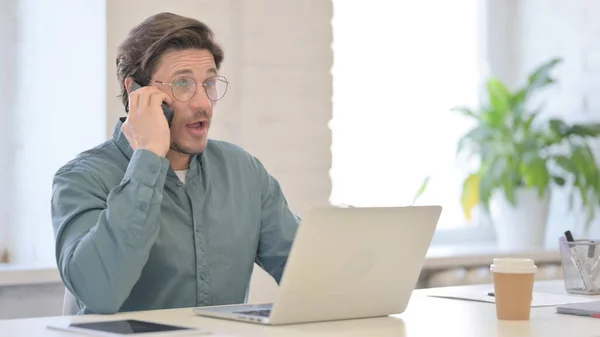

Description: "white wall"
106 0 333 300
509 0 600 243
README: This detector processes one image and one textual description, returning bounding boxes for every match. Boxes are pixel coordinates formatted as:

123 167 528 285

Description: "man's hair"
116 12 224 108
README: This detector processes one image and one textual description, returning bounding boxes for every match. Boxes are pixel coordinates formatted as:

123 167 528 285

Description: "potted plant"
454 57 600 249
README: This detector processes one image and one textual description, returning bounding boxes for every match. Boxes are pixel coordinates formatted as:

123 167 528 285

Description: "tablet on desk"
46 319 208 337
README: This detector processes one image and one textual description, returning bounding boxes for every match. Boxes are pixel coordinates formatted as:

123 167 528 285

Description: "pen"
588 240 596 259
556 311 600 319
565 230 575 242
487 292 494 297
564 230 593 290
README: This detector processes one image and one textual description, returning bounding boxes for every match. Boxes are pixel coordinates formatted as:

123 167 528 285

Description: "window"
0 0 107 264
330 1 487 233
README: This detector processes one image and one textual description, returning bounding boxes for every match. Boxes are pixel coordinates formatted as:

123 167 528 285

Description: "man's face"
151 49 218 155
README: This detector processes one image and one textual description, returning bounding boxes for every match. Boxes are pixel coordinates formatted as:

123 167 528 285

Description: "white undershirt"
175 169 189 184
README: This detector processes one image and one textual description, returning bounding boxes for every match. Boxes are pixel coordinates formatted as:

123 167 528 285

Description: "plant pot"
490 188 550 250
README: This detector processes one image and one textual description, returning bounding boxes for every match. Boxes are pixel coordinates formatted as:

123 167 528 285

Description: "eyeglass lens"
171 76 228 102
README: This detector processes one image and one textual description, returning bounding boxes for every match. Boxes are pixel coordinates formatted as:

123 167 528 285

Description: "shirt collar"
113 117 134 160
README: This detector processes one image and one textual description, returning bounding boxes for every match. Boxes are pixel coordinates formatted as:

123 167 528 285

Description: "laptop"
192 205 442 325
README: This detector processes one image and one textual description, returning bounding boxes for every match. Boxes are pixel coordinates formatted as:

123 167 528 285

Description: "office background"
1 0 599 319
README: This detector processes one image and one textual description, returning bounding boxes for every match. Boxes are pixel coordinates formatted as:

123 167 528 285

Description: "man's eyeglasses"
152 75 229 102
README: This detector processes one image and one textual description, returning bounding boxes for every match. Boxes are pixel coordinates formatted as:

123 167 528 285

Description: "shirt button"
130 232 140 242
149 165 158 173
176 181 183 187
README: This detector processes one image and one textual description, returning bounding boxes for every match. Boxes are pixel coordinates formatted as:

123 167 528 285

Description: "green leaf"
456 124 498 159
522 113 537 133
511 88 527 109
581 144 600 197
571 144 600 194
487 78 512 119
451 106 479 119
575 178 589 206
411 176 431 205
583 124 600 136
554 155 577 173
568 124 600 138
521 155 550 196
478 172 494 212
544 119 570 146
527 58 562 91
552 176 566 186
549 119 569 135
502 173 517 206
479 110 500 129
477 155 507 210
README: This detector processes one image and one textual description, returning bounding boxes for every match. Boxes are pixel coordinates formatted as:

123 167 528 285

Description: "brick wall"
514 0 600 121
106 0 333 217
507 0 600 242
106 0 333 303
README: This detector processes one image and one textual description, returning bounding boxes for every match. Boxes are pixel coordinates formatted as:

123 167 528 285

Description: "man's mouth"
186 121 206 129
185 120 208 137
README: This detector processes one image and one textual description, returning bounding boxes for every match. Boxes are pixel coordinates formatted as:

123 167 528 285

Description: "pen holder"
559 239 600 295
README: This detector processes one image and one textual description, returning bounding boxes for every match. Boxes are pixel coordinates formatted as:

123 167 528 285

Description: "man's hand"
122 86 173 157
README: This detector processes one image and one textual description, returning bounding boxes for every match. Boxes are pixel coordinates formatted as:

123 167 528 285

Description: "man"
50 12 300 315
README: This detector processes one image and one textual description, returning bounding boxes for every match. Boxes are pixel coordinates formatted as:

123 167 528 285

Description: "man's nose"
189 86 212 111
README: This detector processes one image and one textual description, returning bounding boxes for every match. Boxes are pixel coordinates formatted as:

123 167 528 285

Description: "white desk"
1 280 599 337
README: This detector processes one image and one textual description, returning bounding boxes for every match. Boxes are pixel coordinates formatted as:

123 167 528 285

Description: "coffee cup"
490 258 537 320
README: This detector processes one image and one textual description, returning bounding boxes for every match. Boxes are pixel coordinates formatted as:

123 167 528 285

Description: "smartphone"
129 81 174 126
46 319 207 337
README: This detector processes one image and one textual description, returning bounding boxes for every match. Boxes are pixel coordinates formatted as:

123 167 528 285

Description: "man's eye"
173 78 189 87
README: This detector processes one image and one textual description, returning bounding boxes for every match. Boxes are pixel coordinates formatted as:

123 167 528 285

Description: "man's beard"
170 109 209 156
170 142 202 156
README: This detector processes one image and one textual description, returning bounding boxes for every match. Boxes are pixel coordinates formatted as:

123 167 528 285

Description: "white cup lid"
490 258 537 274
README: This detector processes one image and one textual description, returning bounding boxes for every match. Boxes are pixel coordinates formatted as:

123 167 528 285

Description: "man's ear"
124 77 134 94
124 77 136 113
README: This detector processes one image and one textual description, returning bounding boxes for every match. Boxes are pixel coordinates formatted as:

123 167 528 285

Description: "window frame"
1 0 107 265
431 0 497 245
0 0 17 262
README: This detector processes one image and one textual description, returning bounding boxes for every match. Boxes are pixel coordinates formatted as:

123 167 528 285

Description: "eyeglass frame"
151 75 229 102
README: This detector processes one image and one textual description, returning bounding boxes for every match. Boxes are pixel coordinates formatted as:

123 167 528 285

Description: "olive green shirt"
51 119 300 314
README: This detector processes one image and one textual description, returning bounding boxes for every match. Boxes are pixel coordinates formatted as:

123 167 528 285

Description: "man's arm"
253 159 300 283
51 149 169 314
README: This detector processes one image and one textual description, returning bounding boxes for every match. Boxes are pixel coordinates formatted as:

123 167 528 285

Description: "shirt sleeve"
51 149 170 314
253 159 300 284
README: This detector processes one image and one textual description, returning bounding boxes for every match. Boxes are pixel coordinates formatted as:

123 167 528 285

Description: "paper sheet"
426 290 595 308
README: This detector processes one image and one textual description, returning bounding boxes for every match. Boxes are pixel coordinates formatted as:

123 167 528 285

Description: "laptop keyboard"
233 309 272 317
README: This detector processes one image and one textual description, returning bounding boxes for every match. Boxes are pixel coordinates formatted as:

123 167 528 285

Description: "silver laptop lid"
268 206 442 324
